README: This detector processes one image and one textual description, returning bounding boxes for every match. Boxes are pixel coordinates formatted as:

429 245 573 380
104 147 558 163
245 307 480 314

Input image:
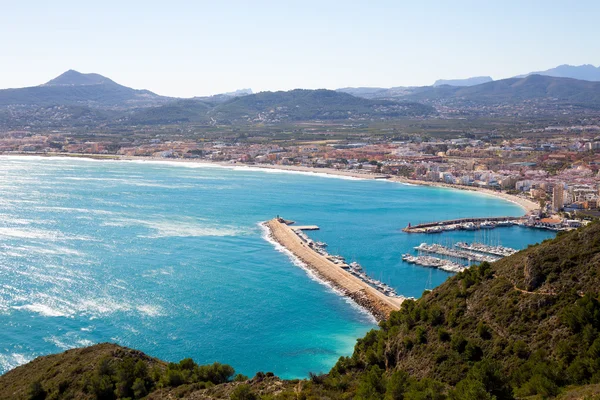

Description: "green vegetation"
2 222 600 399
82 356 235 399
125 89 437 125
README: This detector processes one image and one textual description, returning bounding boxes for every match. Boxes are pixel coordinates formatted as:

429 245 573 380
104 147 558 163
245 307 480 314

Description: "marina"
414 243 500 263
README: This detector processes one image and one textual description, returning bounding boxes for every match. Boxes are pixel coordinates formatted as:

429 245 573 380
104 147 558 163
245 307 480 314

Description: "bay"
0 156 555 378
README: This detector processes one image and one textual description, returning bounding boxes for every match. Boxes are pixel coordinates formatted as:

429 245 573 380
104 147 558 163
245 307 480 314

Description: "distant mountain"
336 87 389 97
336 86 423 100
519 64 600 82
0 70 170 108
191 89 254 105
43 69 116 86
433 76 493 87
406 74 600 107
223 88 253 97
207 89 435 123
126 89 435 125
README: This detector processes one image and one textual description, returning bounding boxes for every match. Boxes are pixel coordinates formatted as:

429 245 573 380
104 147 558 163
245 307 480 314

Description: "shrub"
477 322 492 340
230 384 258 400
28 381 46 400
385 370 410 400
438 328 451 342
356 365 386 400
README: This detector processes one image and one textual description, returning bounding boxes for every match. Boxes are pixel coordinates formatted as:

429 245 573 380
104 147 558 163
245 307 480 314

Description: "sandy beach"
3 152 539 214
251 164 538 213
264 218 404 321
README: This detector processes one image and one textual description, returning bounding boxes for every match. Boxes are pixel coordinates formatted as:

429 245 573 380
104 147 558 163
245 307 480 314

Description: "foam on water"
103 217 248 238
13 304 71 318
0 227 63 240
0 353 31 372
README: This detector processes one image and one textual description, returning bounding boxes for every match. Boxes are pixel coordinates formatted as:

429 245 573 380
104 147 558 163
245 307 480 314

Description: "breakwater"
402 216 522 233
264 217 405 321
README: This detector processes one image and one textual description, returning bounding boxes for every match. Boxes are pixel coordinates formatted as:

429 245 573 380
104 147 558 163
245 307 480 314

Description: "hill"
44 70 117 87
406 74 600 108
519 64 600 82
206 89 435 123
2 222 600 399
433 76 493 87
0 70 170 109
126 99 215 124
124 89 435 125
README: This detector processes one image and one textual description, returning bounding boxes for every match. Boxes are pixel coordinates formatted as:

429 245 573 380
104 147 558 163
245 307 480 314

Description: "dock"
264 217 405 321
415 243 500 263
402 216 522 233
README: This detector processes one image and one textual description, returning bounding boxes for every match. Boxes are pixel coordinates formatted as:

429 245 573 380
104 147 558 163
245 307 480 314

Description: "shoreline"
1 152 538 214
263 218 404 321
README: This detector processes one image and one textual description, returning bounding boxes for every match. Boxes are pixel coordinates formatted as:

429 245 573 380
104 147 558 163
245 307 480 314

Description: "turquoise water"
0 156 555 378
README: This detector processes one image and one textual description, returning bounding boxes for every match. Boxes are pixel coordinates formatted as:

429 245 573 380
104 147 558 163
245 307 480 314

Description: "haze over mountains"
433 76 493 87
517 64 600 81
337 64 600 96
430 64 600 88
1 63 600 129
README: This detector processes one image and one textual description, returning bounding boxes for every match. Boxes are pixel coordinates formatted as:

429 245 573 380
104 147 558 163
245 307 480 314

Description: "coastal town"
3 123 600 230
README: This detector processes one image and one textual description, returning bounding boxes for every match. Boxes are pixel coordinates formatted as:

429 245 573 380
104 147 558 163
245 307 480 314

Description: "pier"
415 243 500 263
264 217 405 321
402 216 522 233
402 254 466 273
455 242 517 257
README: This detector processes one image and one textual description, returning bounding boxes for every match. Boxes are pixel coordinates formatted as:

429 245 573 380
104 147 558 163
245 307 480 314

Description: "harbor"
401 235 519 274
264 217 407 321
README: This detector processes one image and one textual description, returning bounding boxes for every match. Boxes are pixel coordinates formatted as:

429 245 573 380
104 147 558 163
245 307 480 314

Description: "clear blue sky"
1 0 599 97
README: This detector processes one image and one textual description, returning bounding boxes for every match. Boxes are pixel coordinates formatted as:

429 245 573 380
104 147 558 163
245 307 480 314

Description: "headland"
263 217 405 321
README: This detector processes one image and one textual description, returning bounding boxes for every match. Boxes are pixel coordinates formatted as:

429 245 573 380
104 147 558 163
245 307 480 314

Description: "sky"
1 0 599 97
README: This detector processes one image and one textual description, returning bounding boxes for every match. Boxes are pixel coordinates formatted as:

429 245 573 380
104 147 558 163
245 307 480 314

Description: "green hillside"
2 222 600 399
123 89 435 125
207 89 435 123
125 99 215 124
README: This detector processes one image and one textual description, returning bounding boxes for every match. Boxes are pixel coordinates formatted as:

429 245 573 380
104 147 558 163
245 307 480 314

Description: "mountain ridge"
405 74 600 107
517 64 600 82
43 70 117 87
433 76 493 87
0 70 169 108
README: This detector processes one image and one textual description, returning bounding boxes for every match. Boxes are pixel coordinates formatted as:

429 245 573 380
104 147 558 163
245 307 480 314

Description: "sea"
0 156 555 378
